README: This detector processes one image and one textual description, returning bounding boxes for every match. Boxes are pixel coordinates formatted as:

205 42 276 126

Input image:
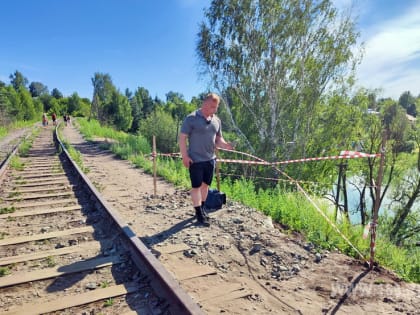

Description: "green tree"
139 109 178 153
0 86 10 126
383 103 419 245
68 92 82 114
105 90 133 131
29 82 49 97
91 72 116 122
165 91 189 120
197 0 360 163
5 86 22 120
137 87 154 118
165 91 184 104
40 94 62 115
33 98 44 116
51 88 63 99
344 95 419 246
388 150 420 246
127 87 144 133
165 91 195 141
19 87 36 120
9 70 28 91
76 97 91 117
399 91 417 117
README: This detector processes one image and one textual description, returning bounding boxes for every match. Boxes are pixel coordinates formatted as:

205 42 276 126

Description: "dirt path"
34 122 419 314
0 126 32 161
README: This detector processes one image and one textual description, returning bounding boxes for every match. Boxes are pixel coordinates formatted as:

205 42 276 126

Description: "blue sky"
345 0 420 99
1 0 419 101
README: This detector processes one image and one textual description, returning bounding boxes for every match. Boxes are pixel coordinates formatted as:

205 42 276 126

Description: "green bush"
138 110 178 154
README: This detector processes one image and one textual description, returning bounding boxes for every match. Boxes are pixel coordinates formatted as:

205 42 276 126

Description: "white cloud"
356 2 420 98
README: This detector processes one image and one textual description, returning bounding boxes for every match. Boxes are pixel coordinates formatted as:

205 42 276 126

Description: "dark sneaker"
197 216 210 227
201 204 210 219
195 207 210 227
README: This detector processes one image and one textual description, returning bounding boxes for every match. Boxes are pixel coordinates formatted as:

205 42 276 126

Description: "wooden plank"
0 205 82 219
0 241 101 266
13 179 69 187
0 226 93 246
198 283 250 301
12 170 64 175
12 173 65 179
13 176 67 184
20 162 59 165
23 159 58 162
3 191 74 201
176 265 217 280
164 256 217 280
5 198 77 209
21 168 62 173
2 283 140 315
25 163 60 167
211 288 253 302
4 185 74 194
24 163 61 167
27 154 56 160
121 309 154 315
155 243 190 254
0 255 122 288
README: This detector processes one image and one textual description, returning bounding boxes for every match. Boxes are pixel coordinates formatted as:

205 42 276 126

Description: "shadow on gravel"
46 255 114 292
140 217 195 248
329 269 370 314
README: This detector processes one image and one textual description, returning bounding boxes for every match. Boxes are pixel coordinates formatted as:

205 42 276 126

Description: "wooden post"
334 161 343 222
369 130 387 269
152 136 157 197
341 162 350 222
215 149 221 191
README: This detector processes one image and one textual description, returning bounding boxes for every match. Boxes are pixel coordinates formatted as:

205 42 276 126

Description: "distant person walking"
66 114 71 126
42 113 48 127
63 114 68 126
179 93 233 226
51 113 57 126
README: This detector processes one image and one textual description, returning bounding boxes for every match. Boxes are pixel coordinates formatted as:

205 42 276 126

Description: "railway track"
3 124 416 315
59 125 306 315
0 126 202 315
0 128 29 174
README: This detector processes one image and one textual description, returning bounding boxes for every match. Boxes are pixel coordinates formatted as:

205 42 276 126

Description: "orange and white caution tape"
218 148 369 263
151 148 379 166
217 149 380 166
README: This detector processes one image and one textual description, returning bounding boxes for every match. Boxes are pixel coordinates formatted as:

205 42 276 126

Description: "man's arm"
179 133 192 167
216 135 233 150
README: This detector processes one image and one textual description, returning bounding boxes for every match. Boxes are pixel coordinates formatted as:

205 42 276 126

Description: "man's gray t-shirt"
180 109 221 162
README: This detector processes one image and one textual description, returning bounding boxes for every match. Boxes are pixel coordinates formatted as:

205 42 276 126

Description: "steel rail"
54 126 204 315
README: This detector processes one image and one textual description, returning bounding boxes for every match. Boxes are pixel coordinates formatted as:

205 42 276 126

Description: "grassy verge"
74 118 419 283
0 120 39 140
0 126 7 139
57 125 89 174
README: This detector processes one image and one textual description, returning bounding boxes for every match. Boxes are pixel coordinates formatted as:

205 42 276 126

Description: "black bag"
205 188 226 210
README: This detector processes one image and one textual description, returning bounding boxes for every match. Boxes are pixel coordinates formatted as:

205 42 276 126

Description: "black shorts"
189 159 216 188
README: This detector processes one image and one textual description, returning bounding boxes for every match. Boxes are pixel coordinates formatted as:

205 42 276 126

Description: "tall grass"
0 120 40 140
14 126 40 157
73 118 419 283
0 126 7 139
57 125 89 173
9 156 25 171
77 118 151 159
